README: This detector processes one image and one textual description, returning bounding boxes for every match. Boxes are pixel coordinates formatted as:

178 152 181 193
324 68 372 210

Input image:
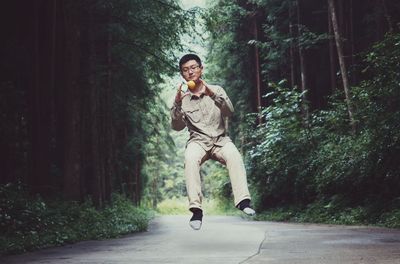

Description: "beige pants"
184 141 251 210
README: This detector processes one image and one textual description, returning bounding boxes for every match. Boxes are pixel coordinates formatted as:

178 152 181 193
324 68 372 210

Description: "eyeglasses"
181 65 201 74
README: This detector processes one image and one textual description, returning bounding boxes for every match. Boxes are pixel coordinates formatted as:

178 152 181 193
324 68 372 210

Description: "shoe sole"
243 207 256 216
189 220 202 230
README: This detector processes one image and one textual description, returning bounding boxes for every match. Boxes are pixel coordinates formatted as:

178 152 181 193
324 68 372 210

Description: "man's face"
180 59 203 81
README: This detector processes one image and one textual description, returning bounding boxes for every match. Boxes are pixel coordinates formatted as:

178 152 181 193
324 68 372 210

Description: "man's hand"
175 83 189 104
201 79 215 97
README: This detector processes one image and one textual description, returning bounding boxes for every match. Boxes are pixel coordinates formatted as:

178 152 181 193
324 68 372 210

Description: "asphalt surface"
1 215 400 264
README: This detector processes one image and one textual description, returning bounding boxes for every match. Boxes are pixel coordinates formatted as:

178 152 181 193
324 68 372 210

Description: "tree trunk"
252 15 262 123
152 176 157 209
349 0 356 83
289 1 296 89
296 0 309 120
29 0 55 195
104 12 113 202
328 10 337 92
61 1 83 200
380 0 393 33
134 159 141 205
87 8 103 207
328 0 356 132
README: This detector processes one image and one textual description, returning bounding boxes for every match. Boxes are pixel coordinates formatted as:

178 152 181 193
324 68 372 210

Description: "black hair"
179 54 202 71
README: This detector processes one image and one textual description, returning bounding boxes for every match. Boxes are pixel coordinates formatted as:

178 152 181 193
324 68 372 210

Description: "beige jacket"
170 84 234 151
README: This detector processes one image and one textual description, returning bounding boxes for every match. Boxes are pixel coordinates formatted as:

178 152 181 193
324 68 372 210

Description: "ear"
199 65 204 74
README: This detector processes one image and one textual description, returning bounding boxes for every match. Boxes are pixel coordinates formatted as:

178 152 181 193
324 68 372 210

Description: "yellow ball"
187 80 196 90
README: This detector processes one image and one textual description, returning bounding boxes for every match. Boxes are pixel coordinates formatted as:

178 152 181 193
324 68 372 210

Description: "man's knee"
222 143 243 161
185 144 205 165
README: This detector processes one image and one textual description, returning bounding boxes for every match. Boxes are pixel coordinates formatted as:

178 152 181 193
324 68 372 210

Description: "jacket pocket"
185 108 201 123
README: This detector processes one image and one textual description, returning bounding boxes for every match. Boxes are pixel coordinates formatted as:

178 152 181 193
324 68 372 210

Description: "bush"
246 82 316 208
0 183 153 255
379 209 400 229
245 33 400 227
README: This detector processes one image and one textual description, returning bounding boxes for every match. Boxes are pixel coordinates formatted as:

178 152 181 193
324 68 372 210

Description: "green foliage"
245 0 329 83
310 33 400 203
105 0 188 77
205 0 399 228
205 0 255 145
156 197 188 215
0 183 153 255
105 0 193 195
0 0 196 207
140 89 188 208
379 208 400 229
246 82 315 207
255 199 400 228
204 0 330 145
297 199 368 225
246 33 400 228
156 196 240 216
203 164 232 206
254 202 369 226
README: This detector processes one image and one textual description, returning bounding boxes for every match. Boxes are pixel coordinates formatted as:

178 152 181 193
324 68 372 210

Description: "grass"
0 183 154 256
254 203 400 229
156 196 241 216
157 196 400 229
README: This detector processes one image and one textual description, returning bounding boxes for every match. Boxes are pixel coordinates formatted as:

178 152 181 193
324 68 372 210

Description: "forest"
1 0 400 254
204 0 400 226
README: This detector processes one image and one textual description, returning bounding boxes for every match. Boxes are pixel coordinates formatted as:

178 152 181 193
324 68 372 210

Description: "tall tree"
61 1 83 200
288 1 297 89
328 10 337 92
296 0 310 120
252 14 262 122
29 0 55 195
328 0 356 131
380 0 394 32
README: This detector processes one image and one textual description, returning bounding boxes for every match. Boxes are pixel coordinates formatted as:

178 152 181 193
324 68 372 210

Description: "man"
170 54 255 230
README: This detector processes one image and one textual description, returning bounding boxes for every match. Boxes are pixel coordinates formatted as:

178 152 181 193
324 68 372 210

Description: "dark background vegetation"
0 0 189 204
0 0 192 254
205 0 400 226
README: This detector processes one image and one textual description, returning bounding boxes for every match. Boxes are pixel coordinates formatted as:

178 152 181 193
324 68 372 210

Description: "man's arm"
170 83 187 131
170 101 186 131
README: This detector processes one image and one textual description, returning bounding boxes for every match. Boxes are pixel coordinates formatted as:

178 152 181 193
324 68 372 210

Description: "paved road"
2 215 400 264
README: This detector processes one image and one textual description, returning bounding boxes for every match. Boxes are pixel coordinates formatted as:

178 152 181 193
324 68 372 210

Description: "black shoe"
237 199 256 216
189 208 203 230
